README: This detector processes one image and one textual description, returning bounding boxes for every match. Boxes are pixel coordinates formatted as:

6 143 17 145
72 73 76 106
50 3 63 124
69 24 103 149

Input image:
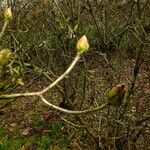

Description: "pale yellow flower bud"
4 8 13 21
0 49 12 66
76 35 89 54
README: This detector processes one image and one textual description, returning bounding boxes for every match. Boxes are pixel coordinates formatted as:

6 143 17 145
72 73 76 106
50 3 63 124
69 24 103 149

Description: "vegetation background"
0 0 149 150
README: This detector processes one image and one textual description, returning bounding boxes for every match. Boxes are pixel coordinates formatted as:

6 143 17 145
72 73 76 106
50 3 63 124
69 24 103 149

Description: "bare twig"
0 21 9 40
59 116 85 128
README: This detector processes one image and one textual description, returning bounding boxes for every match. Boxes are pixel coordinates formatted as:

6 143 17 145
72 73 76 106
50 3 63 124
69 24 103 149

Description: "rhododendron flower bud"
4 8 13 21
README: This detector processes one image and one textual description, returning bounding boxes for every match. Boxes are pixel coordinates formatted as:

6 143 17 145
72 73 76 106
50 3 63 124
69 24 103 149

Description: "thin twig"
60 116 85 128
0 21 9 40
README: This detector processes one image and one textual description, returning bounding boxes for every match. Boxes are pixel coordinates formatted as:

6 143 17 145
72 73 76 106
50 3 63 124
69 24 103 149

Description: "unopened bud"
108 84 126 107
0 49 12 66
76 35 89 54
4 8 13 21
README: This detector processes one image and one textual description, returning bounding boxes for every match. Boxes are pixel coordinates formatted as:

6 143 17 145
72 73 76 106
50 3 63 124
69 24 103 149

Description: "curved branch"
40 94 108 114
0 49 107 115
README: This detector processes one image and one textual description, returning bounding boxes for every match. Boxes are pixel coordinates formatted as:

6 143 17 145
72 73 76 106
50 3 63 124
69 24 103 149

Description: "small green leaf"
17 78 24 86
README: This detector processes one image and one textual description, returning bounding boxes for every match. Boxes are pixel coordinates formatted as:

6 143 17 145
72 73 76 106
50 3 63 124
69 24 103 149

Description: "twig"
0 21 9 40
59 116 85 128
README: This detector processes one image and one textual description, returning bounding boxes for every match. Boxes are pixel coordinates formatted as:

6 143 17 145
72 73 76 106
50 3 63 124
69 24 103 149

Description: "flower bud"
108 84 126 107
0 49 12 66
76 35 89 54
4 8 13 21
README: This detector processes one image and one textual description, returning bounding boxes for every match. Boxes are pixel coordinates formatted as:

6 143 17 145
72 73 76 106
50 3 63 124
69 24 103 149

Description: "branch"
0 53 80 99
0 52 109 114
40 94 108 114
0 8 104 115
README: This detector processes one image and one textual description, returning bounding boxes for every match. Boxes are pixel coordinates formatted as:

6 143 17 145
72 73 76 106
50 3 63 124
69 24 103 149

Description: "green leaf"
17 78 24 86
